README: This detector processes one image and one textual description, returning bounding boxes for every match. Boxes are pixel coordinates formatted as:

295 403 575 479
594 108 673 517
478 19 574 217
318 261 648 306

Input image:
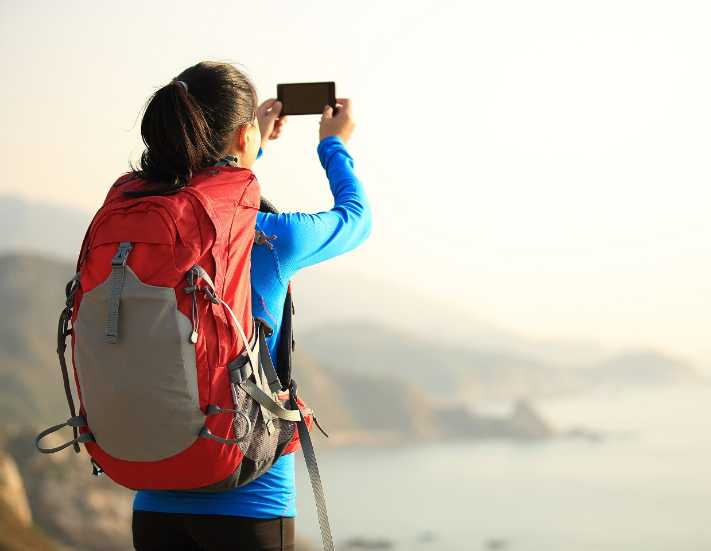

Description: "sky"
1 0 710 368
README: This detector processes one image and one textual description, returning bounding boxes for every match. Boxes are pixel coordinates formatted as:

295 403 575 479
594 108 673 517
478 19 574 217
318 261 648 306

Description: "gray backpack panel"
74 265 203 461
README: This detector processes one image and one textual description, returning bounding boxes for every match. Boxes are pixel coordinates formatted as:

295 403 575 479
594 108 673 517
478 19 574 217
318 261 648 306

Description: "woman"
130 62 371 550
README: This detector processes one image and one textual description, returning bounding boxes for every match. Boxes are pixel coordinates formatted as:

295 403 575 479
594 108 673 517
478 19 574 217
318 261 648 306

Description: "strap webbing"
105 242 133 343
256 320 282 393
199 388 253 445
299 421 334 551
248 352 274 434
219 295 258 373
189 264 218 295
35 416 93 454
276 287 295 388
290 382 334 551
241 380 302 422
57 274 81 452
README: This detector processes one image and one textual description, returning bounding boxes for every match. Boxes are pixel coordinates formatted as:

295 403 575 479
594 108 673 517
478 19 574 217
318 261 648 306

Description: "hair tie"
173 79 188 93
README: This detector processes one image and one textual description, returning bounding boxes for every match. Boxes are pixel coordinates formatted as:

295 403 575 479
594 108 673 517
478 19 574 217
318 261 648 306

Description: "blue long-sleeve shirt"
133 135 371 518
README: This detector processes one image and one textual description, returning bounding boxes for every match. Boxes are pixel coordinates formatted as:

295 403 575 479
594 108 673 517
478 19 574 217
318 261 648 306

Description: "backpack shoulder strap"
258 198 294 389
278 284 295 389
181 185 227 291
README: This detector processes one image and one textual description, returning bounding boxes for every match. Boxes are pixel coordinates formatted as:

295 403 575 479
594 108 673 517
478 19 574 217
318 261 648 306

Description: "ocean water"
295 385 711 551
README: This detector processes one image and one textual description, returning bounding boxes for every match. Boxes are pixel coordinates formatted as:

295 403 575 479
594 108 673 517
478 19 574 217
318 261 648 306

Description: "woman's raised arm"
256 134 372 277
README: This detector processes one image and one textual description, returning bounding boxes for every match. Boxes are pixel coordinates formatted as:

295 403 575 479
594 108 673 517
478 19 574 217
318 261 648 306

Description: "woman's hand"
257 99 288 149
319 98 355 144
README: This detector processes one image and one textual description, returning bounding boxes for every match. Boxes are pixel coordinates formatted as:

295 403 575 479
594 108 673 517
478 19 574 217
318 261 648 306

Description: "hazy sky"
1 0 710 367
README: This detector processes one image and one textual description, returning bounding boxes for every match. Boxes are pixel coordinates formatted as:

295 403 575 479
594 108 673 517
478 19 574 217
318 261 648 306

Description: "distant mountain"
297 320 559 403
290 268 614 370
299 320 703 404
591 351 701 385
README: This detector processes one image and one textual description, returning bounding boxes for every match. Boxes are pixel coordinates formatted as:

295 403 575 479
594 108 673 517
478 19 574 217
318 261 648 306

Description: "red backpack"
35 166 314 490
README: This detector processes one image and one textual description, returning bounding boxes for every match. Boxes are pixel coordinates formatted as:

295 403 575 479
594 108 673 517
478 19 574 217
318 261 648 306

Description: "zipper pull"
185 268 200 344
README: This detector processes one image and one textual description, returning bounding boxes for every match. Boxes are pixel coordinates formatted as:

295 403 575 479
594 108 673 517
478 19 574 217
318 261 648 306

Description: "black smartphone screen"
276 82 336 116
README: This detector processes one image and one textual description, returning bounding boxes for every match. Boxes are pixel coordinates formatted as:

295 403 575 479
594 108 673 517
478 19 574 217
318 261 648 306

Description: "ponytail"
129 61 257 195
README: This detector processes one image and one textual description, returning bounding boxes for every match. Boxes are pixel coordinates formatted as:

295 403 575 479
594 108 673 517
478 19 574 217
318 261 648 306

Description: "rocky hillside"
0 447 61 551
0 428 317 551
0 254 77 428
0 501 61 551
4 427 133 551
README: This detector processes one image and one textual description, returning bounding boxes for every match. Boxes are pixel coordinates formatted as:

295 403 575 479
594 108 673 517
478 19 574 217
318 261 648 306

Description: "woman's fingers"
335 98 351 111
258 98 288 141
269 115 288 139
260 98 277 110
257 98 275 117
319 97 355 143
258 98 283 120
331 98 352 118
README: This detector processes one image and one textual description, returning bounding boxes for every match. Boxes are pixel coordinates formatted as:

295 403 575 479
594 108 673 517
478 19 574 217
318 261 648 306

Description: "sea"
295 385 711 551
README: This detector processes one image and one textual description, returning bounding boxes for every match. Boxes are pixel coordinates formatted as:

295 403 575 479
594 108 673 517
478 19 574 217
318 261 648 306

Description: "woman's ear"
227 123 258 159
234 126 248 153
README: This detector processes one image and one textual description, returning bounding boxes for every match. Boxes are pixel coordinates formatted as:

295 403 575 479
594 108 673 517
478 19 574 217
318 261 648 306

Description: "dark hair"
129 61 257 194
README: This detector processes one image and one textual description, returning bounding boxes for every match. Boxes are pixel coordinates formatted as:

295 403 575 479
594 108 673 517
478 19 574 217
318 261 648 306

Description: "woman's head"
134 61 261 190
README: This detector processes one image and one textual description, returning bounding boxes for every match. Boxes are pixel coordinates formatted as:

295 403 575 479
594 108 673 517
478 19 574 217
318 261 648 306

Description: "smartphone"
276 82 336 116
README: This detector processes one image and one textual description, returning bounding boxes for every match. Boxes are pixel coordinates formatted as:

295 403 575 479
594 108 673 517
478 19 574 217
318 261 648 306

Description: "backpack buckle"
202 286 220 304
111 242 133 267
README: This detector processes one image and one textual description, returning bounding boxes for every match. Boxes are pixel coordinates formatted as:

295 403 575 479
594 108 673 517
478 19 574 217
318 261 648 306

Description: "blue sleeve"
256 135 371 277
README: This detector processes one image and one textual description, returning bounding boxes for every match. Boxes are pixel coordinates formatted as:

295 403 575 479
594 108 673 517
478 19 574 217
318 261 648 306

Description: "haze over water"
296 385 711 550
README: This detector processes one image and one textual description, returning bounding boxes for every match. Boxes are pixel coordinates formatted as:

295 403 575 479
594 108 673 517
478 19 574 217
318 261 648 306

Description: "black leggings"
132 510 295 551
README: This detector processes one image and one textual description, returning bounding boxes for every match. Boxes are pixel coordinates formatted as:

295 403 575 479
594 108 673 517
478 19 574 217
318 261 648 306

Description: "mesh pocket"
230 383 296 485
